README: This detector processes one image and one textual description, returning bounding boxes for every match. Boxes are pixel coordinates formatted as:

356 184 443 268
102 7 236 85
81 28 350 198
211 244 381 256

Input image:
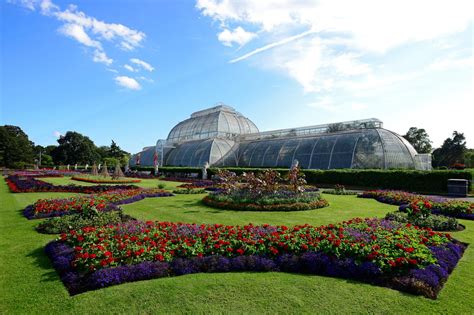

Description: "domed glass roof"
167 104 259 144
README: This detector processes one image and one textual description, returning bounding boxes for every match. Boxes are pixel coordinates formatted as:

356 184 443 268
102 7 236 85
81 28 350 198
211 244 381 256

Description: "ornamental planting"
46 218 466 298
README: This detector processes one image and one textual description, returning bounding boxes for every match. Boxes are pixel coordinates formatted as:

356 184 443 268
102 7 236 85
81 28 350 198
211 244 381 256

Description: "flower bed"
71 176 141 184
36 211 136 234
385 212 462 231
204 168 328 211
45 218 466 298
177 180 215 190
173 188 207 194
9 170 81 177
203 193 328 211
359 190 474 220
23 189 174 219
6 176 139 193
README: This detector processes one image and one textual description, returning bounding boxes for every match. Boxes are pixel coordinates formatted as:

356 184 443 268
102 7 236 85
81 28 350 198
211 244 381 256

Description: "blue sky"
1 0 473 153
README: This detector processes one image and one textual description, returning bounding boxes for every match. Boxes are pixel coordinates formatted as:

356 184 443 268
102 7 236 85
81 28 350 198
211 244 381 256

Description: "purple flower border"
45 239 467 298
23 192 174 220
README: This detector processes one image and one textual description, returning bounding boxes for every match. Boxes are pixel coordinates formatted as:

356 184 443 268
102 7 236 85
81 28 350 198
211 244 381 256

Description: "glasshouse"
130 104 431 170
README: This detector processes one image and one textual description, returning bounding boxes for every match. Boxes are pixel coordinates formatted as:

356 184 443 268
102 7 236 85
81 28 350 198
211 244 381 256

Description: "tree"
52 131 100 165
403 127 432 153
96 146 110 160
0 125 35 168
109 140 126 158
432 131 467 167
463 149 474 168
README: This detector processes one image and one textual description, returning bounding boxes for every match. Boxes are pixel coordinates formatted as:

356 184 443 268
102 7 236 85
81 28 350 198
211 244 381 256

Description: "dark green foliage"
35 211 135 234
301 169 472 193
403 127 432 153
209 168 472 193
464 150 474 168
0 125 35 168
52 131 101 165
385 212 459 231
432 131 467 168
173 188 206 194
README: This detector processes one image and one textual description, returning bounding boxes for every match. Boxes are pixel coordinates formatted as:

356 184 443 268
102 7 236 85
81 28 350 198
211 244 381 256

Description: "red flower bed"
63 218 452 273
5 176 138 194
47 218 466 297
71 176 141 184
24 188 174 219
359 190 474 220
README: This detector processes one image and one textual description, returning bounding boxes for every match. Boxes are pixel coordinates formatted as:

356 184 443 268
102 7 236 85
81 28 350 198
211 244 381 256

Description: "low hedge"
301 169 471 193
207 168 471 193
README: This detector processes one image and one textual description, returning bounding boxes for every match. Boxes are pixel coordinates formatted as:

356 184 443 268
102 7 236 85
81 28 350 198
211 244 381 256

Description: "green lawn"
41 176 183 190
1 177 473 314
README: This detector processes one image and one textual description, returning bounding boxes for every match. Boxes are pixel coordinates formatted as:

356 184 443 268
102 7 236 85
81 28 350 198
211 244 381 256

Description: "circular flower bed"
71 176 141 184
203 193 328 211
202 168 328 211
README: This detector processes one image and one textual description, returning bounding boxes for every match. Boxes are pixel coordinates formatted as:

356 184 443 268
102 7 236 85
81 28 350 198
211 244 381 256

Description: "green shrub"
157 183 166 189
385 212 459 231
172 188 206 194
35 211 135 234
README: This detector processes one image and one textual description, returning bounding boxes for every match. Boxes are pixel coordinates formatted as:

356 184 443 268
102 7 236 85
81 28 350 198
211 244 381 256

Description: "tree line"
0 125 130 168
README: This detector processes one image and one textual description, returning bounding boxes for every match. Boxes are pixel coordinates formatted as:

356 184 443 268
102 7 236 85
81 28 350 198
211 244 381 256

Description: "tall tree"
432 131 467 167
51 131 100 165
403 127 432 153
0 125 35 168
109 140 126 158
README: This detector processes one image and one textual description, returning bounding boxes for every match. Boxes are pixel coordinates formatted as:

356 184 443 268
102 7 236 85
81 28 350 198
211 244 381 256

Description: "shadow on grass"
27 246 59 282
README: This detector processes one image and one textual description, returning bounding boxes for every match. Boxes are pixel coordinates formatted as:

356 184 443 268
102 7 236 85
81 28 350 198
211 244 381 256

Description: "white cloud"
9 0 37 10
230 29 316 63
54 6 145 51
137 76 154 83
124 64 137 72
217 26 257 47
197 0 473 52
92 50 113 65
350 103 368 111
197 0 474 94
115 76 141 90
8 0 154 89
59 23 102 49
52 130 62 138
429 56 474 71
130 58 154 71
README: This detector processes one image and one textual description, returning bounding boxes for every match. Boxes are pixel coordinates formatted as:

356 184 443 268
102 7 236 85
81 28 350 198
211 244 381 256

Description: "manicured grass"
1 178 473 314
41 176 182 190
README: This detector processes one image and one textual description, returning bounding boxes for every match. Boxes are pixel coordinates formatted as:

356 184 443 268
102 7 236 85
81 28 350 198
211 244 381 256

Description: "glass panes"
377 129 415 169
293 139 315 168
237 142 259 166
249 142 271 166
352 129 384 169
262 140 284 167
276 139 300 167
309 136 336 169
328 133 359 169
